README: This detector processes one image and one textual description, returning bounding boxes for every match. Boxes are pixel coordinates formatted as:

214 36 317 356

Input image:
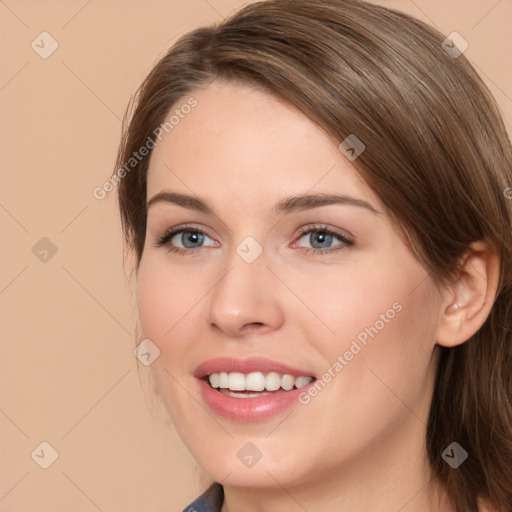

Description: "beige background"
1 0 511 510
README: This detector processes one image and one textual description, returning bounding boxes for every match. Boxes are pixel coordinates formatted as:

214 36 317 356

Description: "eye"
293 225 354 255
154 223 354 256
154 226 217 254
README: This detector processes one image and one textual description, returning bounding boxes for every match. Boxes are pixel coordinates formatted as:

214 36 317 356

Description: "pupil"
311 232 332 248
183 232 203 248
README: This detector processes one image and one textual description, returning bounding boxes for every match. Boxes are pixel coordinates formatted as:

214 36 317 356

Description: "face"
136 81 442 489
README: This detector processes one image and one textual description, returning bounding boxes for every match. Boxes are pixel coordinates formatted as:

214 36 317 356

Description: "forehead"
146 81 380 211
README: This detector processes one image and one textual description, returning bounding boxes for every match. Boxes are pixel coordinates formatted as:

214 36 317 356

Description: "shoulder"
181 483 224 512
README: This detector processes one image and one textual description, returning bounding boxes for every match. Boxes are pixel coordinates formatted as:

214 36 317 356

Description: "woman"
115 0 512 510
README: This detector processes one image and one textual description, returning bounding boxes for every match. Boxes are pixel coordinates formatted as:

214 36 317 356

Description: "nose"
207 250 285 338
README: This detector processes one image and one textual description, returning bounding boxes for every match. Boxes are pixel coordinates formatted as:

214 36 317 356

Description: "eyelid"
294 223 354 243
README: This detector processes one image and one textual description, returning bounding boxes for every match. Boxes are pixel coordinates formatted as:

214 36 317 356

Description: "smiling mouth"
204 371 315 398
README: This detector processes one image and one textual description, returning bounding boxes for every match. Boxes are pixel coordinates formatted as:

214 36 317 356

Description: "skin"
136 81 499 511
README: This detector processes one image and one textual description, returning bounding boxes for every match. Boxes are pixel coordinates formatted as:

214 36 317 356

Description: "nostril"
242 322 265 332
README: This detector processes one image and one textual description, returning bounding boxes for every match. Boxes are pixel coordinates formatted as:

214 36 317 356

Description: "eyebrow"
146 191 380 215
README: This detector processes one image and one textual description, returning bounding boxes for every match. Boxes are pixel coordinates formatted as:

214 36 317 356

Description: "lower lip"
197 378 314 421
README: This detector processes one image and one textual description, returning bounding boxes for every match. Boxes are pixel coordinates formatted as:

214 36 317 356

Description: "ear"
435 240 500 348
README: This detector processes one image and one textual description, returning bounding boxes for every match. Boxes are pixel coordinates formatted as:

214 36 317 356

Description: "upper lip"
194 356 316 379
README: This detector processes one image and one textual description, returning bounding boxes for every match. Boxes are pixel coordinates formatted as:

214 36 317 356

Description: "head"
116 1 512 510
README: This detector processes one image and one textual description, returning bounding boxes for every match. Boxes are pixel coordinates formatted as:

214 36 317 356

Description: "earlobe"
436 240 500 348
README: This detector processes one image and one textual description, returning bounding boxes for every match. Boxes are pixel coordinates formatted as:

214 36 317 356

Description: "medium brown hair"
115 1 512 510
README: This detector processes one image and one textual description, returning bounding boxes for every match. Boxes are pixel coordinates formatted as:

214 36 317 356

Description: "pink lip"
194 357 316 422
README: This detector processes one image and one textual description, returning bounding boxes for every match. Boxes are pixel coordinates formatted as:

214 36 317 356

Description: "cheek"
136 259 200 421
136 258 202 351
292 256 437 406
287 259 409 351
317 283 437 430
136 261 169 342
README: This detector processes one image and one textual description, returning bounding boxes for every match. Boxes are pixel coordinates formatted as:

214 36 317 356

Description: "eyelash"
154 223 355 256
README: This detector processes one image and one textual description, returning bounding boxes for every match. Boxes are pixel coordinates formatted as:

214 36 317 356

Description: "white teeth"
295 376 313 389
209 373 219 388
207 371 313 392
281 374 295 391
228 372 245 391
245 371 266 391
265 372 282 391
218 372 229 388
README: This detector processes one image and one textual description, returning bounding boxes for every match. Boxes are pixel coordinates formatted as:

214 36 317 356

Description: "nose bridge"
207 240 284 336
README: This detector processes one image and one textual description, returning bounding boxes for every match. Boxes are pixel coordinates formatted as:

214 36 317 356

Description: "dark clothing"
182 483 224 512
